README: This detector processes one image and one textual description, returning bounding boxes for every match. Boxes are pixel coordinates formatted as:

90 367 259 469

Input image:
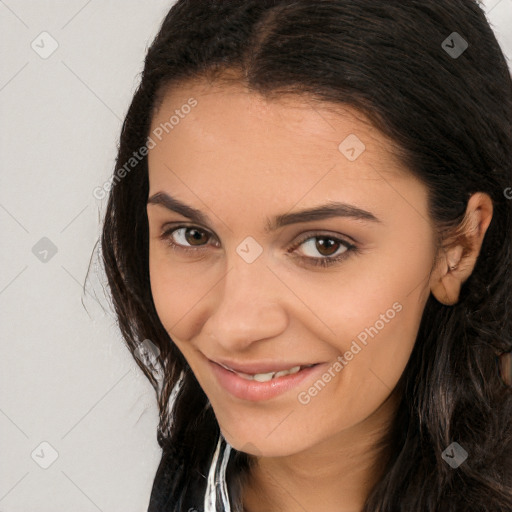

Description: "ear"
430 192 493 305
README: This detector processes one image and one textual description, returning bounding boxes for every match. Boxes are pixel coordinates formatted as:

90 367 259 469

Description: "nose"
202 252 289 353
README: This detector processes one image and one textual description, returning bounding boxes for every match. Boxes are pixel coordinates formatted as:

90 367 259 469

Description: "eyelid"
289 230 357 249
158 224 218 251
159 221 359 243
158 223 358 267
158 223 356 247
287 231 357 267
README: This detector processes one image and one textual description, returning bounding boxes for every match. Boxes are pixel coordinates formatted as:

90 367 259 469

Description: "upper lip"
210 358 320 374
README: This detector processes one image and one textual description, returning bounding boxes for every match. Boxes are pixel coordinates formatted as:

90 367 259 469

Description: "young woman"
99 1 512 510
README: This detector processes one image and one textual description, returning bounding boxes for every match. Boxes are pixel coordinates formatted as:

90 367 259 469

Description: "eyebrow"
147 192 381 232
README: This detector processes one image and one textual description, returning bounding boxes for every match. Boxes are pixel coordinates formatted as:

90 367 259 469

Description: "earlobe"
430 247 465 305
430 192 493 306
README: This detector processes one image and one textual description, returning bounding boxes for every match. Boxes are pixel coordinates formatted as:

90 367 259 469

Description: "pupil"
187 228 207 245
317 237 337 256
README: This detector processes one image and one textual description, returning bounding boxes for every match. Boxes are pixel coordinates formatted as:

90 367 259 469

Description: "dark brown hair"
97 1 512 510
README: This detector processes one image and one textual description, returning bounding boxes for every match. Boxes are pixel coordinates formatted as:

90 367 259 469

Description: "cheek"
287 293 425 440
335 297 420 387
321 224 433 343
148 249 202 341
299 237 432 409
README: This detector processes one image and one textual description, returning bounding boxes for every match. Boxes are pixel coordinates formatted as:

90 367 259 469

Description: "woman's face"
146 80 437 457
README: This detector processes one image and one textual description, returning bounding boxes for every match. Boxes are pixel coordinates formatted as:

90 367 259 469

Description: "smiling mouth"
216 362 319 382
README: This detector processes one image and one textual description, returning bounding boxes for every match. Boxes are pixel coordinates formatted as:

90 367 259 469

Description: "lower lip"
209 360 325 401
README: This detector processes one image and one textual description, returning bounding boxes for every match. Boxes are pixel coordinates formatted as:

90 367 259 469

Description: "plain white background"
0 1 511 511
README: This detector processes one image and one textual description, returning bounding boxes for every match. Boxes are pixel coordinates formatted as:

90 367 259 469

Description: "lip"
209 359 326 402
211 358 318 374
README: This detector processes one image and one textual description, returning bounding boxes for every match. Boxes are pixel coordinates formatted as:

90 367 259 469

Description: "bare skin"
146 78 493 512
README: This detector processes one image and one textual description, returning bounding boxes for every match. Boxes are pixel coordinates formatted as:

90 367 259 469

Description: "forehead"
150 79 395 158
147 79 425 225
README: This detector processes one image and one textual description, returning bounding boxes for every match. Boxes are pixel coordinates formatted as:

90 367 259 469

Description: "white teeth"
253 372 275 382
274 366 301 378
235 365 303 381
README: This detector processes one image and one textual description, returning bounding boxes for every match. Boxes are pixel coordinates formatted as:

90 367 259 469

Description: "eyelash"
158 225 358 268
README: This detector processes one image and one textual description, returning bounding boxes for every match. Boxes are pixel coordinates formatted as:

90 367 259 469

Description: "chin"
219 424 312 458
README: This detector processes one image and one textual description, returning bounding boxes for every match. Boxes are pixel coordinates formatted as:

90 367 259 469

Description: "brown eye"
297 235 349 258
311 237 343 257
289 232 357 268
182 227 210 246
159 226 214 251
160 226 356 268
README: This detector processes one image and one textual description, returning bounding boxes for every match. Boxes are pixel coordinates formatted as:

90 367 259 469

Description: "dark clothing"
147 435 232 512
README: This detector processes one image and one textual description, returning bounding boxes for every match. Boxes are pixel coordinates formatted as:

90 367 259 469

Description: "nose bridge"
204 248 288 349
